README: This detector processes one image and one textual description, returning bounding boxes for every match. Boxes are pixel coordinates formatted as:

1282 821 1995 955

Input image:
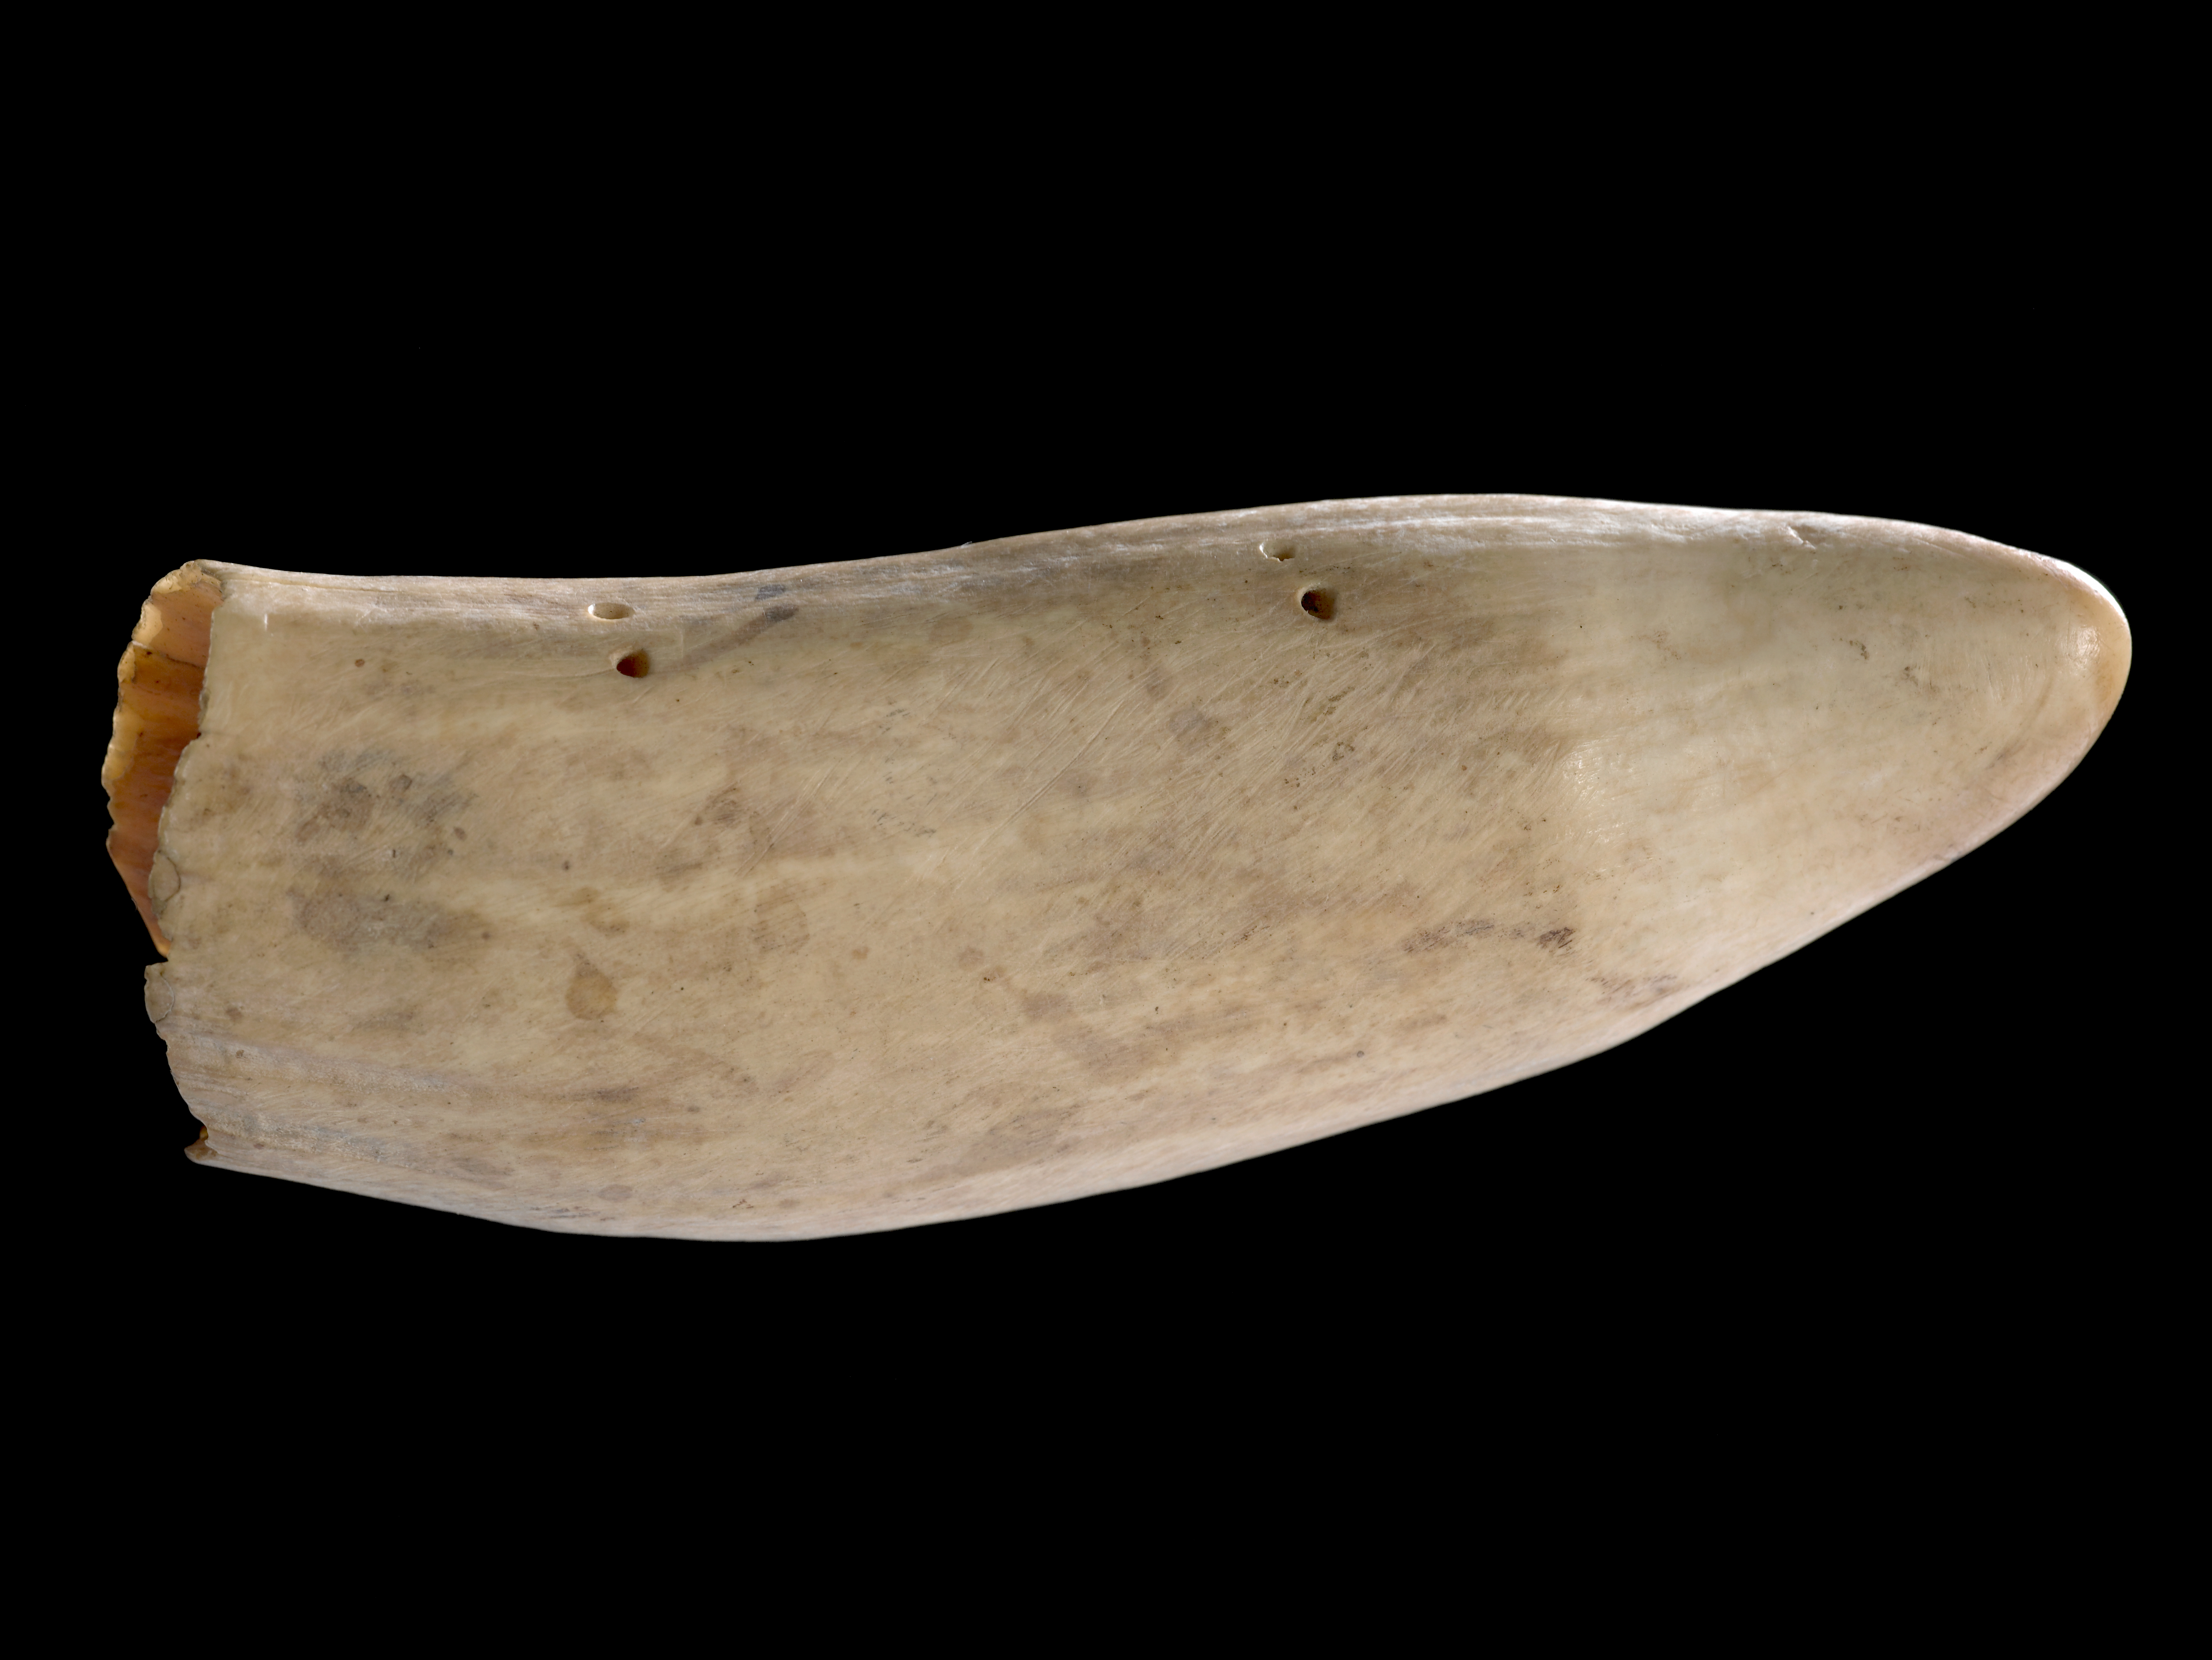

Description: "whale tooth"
106 496 2128 1238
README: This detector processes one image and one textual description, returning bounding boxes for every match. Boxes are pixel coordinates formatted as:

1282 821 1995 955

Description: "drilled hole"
615 651 650 677
1298 588 1335 620
590 602 634 620
1260 542 1295 561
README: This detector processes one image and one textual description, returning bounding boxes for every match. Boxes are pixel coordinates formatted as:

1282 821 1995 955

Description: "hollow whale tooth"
104 496 2129 1238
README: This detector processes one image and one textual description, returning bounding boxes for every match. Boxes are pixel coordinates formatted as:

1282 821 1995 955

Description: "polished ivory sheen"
109 497 2129 1237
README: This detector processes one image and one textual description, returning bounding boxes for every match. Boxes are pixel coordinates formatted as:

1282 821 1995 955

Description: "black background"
65 210 2179 1376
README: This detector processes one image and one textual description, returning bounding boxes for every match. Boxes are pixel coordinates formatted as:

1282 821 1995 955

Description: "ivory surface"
112 497 2129 1238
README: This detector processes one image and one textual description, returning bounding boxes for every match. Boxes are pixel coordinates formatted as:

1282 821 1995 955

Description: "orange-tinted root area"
104 566 223 955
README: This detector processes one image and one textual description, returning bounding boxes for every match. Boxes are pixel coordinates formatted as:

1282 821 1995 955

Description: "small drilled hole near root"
590 602 634 620
615 651 650 677
1298 588 1335 620
1259 542 1296 561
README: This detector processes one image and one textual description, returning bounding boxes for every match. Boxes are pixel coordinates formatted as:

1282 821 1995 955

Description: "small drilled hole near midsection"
614 650 650 677
590 601 634 620
1259 541 1295 561
1298 588 1335 620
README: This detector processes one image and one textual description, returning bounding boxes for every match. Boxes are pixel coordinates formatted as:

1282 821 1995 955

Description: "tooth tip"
2043 552 2131 722
1997 544 2131 736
